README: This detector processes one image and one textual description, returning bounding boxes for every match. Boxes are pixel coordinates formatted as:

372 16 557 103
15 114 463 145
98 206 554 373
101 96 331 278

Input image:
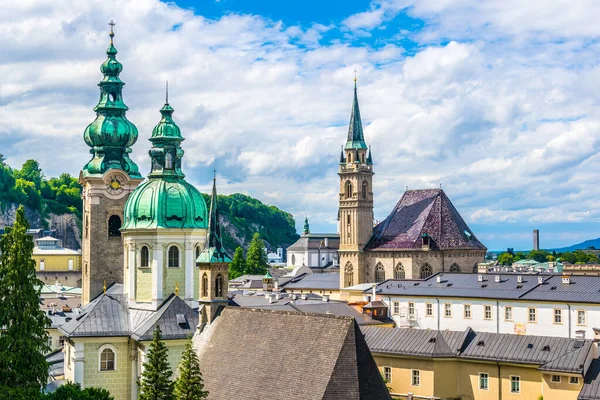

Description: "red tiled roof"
366 189 486 251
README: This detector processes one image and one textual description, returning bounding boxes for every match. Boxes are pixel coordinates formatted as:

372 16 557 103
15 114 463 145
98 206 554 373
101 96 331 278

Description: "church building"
338 79 487 289
60 25 230 400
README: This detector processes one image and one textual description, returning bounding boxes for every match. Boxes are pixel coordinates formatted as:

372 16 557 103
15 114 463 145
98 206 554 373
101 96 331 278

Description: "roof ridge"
229 306 355 322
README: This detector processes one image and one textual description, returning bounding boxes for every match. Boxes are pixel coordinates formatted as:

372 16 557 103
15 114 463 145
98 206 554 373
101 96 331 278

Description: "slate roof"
580 359 600 399
366 189 486 251
195 307 390 400
58 293 130 337
374 273 600 304
283 272 340 290
287 234 340 251
131 295 199 341
362 326 592 374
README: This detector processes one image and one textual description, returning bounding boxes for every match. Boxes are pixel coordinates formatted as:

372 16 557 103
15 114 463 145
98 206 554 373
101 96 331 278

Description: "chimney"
324 237 329 247
301 294 308 300
538 276 544 284
494 275 501 283
268 295 274 304
436 275 442 283
275 293 281 300
372 284 377 300
477 275 483 282
562 275 571 285
517 276 523 283
322 295 329 302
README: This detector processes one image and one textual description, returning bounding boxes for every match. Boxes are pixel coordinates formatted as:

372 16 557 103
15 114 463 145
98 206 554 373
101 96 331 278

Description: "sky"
2 0 600 251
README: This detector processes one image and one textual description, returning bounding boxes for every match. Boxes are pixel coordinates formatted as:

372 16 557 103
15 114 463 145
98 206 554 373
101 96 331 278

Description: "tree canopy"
138 326 174 400
244 233 268 275
496 249 600 266
174 338 208 400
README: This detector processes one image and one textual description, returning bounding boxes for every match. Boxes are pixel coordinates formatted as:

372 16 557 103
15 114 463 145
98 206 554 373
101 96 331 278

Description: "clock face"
105 175 125 195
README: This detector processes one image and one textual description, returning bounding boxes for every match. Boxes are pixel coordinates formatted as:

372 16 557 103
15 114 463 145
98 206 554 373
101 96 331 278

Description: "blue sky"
2 0 600 251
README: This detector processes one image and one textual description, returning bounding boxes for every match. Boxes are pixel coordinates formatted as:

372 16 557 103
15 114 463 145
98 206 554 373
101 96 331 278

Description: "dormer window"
421 233 430 249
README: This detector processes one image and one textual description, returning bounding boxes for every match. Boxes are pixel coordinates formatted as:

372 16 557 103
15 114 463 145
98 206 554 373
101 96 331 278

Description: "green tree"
42 382 114 399
559 251 577 264
174 339 208 400
229 247 246 279
17 159 44 190
138 326 174 400
528 250 549 263
0 206 50 393
497 252 514 266
245 233 267 275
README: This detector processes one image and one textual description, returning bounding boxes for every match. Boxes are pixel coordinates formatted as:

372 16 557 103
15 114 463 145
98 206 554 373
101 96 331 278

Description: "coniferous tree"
245 233 268 275
229 247 246 279
0 205 50 394
138 325 174 400
174 339 208 400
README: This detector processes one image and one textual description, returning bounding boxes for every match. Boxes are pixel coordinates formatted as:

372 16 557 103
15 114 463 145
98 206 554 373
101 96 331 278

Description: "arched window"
394 263 405 280
420 264 433 279
344 262 354 287
291 254 296 265
375 263 385 283
215 274 223 297
108 215 121 237
195 244 201 261
362 181 368 199
140 246 149 268
345 181 352 199
98 345 116 371
202 273 208 297
473 263 479 273
449 263 460 273
165 152 173 169
168 246 179 268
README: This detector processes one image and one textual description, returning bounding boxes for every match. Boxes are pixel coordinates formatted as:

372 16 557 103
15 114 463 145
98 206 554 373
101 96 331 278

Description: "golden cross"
109 20 115 43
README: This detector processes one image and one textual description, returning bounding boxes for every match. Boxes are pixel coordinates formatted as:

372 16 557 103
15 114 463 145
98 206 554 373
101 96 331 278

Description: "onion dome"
122 92 207 230
82 21 140 178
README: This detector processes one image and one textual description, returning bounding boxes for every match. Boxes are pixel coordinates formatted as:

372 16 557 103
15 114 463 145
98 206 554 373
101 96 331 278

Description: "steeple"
303 216 310 235
345 80 368 150
339 146 346 164
82 21 141 178
198 174 232 263
367 146 373 165
148 83 185 179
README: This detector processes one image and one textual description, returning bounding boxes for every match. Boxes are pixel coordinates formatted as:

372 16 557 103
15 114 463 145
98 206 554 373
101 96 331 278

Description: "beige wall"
33 253 81 272
373 354 582 400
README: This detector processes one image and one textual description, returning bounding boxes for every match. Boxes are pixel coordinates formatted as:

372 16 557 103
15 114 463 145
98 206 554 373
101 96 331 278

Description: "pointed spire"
303 216 310 235
339 145 345 164
165 80 169 104
367 145 373 165
345 79 368 150
201 174 232 263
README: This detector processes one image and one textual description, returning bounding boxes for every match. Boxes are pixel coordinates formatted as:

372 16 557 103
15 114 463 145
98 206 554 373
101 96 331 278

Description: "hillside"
553 238 600 252
0 156 299 253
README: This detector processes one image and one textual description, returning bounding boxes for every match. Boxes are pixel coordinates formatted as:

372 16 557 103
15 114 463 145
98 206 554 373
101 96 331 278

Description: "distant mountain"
553 238 600 252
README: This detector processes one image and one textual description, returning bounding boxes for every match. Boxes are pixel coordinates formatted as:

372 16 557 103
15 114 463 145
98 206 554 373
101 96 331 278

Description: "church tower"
338 79 374 288
197 176 231 324
80 23 143 304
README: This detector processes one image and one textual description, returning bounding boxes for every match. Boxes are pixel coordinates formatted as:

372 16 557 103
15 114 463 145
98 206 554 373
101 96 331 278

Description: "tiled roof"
362 326 592 374
374 273 600 304
580 359 600 399
195 308 390 400
366 189 486 251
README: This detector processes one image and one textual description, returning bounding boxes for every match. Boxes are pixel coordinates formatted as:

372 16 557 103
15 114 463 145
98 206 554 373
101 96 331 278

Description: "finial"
108 20 115 44
440 182 442 189
213 169 217 181
353 68 357 89
103 280 107 294
405 185 408 191
165 81 169 104
175 282 179 296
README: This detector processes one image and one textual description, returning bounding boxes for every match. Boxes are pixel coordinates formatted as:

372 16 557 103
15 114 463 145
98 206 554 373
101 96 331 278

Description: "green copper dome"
82 23 140 178
122 96 208 230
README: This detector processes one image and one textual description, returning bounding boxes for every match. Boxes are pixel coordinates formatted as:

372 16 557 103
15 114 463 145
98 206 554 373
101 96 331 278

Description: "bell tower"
197 175 231 324
80 22 143 304
338 79 374 288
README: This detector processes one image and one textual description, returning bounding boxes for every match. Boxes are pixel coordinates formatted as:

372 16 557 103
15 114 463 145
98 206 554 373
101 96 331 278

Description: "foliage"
0 158 82 217
497 252 514 266
138 326 174 400
528 250 549 263
174 339 208 400
202 192 299 253
0 206 51 393
42 383 114 400
245 233 268 275
497 249 600 266
229 247 246 279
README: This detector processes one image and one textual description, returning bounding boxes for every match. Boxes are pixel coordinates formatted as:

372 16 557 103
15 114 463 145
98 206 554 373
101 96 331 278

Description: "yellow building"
362 326 597 400
33 236 82 287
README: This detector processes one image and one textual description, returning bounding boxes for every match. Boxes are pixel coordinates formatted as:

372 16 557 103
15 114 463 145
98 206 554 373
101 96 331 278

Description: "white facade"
381 295 598 339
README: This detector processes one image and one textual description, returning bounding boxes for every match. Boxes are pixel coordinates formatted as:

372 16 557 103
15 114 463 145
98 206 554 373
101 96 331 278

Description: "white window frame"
444 303 452 318
68 259 74 271
554 309 563 324
577 310 586 326
40 259 45 271
551 375 561 383
570 376 580 385
426 303 433 317
528 307 537 323
98 344 117 372
484 305 492 320
479 372 489 390
505 306 513 321
408 302 415 318
411 369 420 386
464 304 472 319
383 366 392 383
510 376 520 393
393 301 400 315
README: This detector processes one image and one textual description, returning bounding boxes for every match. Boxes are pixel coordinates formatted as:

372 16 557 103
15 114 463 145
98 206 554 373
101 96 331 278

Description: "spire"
303 216 310 235
198 174 232 263
82 20 141 178
339 146 346 164
345 79 368 150
367 145 373 165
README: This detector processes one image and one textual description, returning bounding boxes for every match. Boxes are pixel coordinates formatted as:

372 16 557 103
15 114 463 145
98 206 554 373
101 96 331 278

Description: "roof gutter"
568 303 571 339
